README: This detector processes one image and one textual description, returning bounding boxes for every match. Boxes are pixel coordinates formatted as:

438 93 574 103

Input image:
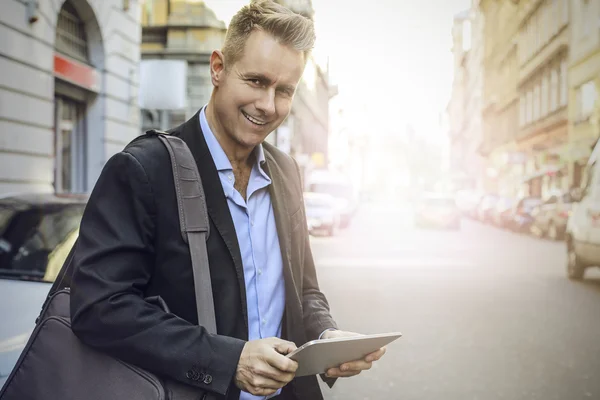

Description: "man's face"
211 30 305 150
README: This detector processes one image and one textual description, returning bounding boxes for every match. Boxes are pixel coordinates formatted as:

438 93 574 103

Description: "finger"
266 352 298 373
252 363 295 385
365 347 387 362
339 359 373 373
246 385 278 397
248 375 288 390
273 340 297 355
325 367 362 378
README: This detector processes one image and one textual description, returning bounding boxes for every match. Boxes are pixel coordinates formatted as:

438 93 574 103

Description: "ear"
210 50 226 87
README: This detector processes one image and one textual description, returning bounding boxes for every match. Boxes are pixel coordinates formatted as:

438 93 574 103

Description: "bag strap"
152 130 217 335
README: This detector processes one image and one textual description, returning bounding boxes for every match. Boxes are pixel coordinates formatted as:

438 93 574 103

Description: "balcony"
517 106 568 142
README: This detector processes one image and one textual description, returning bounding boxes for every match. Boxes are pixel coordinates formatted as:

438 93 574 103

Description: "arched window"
55 0 89 63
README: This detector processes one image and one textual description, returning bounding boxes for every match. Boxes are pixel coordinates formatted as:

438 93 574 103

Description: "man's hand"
320 330 387 378
235 337 298 397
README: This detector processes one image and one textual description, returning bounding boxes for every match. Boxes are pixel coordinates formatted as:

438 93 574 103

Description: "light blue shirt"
200 108 286 400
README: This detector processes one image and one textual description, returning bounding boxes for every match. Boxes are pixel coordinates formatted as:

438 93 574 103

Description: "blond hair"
222 0 315 67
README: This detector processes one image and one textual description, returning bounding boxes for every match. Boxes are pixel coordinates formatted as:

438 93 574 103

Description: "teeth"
243 111 267 126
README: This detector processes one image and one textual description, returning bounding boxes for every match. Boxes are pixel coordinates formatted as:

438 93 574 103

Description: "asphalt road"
310 201 600 400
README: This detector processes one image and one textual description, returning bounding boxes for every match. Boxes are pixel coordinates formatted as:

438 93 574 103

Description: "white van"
565 141 600 279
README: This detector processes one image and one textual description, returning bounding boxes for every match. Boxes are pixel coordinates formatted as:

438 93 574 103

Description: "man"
70 1 385 399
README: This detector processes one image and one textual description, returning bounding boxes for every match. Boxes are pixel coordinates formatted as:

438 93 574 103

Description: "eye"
248 79 262 86
278 88 294 97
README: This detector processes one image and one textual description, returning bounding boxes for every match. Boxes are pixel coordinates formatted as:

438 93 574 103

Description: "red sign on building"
54 53 100 92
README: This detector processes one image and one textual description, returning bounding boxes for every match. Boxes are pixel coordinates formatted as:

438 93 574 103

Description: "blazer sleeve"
70 150 245 396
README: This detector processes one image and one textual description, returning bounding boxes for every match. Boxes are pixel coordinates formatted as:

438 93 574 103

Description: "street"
311 202 600 400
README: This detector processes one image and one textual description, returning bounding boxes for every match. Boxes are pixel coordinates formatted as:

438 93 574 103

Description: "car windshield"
0 201 84 282
308 183 353 200
305 197 334 208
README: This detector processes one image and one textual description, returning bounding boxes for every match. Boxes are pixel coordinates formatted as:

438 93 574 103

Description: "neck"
205 100 254 169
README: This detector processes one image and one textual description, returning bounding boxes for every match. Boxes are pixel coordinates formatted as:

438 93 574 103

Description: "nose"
255 87 276 117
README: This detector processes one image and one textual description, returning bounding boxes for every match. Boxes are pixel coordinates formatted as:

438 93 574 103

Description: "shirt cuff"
318 328 337 340
266 389 282 399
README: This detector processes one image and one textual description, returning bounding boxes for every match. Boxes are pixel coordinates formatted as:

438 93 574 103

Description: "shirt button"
258 269 263 276
262 318 266 325
251 220 255 226
228 174 233 181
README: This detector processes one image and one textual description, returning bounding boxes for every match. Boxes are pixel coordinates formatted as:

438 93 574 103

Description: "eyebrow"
242 73 295 93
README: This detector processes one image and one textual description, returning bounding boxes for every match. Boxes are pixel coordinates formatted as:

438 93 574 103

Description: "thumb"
273 340 297 355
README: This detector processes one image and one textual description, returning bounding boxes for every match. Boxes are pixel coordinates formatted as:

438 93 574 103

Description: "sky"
203 0 471 140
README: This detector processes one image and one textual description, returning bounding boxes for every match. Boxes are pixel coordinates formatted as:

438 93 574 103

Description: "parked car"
476 194 499 223
508 197 543 233
491 197 515 228
530 192 573 240
306 171 357 229
414 193 461 230
565 143 600 280
455 190 484 219
303 192 340 236
0 193 86 387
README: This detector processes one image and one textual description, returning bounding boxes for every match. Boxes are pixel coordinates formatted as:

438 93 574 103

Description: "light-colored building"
448 10 469 189
479 0 520 196
516 0 570 199
463 1 486 191
274 0 332 176
0 0 142 195
448 2 486 192
568 0 600 188
140 0 227 129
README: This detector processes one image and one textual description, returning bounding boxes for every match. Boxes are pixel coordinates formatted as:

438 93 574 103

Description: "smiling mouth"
242 110 268 126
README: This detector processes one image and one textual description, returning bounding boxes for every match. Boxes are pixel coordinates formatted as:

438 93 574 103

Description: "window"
0 201 85 282
551 0 559 35
527 89 533 123
560 61 568 106
520 95 526 126
55 97 86 194
541 74 549 116
577 81 598 120
534 83 540 121
541 4 548 45
582 0 592 37
55 0 89 63
550 68 559 111
562 0 569 25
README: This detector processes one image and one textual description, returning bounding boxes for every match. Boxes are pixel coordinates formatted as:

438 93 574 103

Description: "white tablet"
286 332 402 377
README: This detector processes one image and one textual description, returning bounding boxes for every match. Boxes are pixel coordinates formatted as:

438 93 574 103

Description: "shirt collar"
199 106 267 174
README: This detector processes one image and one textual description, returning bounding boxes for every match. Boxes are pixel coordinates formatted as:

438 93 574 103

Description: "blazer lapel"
174 112 248 330
264 150 303 341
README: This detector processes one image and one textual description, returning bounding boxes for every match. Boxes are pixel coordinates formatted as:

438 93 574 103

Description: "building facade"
516 0 570 199
0 0 142 195
449 2 486 192
140 0 227 129
568 0 600 189
479 0 520 196
448 10 470 189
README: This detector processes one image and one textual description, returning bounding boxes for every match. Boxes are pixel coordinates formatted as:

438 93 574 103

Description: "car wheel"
567 239 585 280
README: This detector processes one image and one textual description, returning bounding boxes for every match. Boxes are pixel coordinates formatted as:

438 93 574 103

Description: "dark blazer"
69 110 338 400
